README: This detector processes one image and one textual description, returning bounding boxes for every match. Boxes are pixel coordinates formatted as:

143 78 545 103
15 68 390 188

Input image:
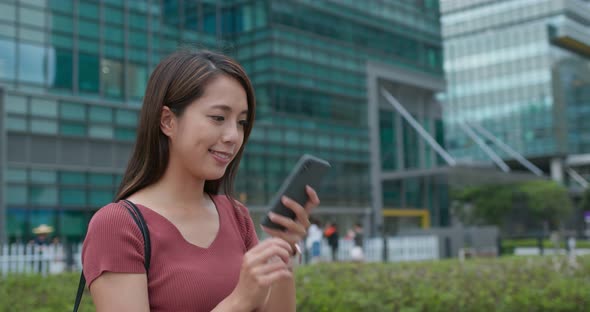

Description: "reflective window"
30 169 57 184
89 173 113 186
89 125 114 138
78 1 99 20
60 102 86 121
115 109 137 126
79 53 99 92
5 168 27 183
89 190 113 206
51 13 73 33
6 185 28 205
31 119 58 134
60 189 87 206
79 20 99 39
30 186 58 205
6 208 27 237
60 122 86 136
50 49 73 89
6 116 27 131
18 43 46 84
101 59 123 98
89 106 112 123
29 210 56 231
60 172 87 185
30 98 58 118
0 3 16 22
19 7 45 28
126 63 147 100
5 95 28 114
60 210 88 236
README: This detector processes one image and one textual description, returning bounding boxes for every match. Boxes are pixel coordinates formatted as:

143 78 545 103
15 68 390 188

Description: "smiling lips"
209 149 233 164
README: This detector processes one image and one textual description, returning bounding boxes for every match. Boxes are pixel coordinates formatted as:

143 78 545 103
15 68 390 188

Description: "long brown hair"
115 50 256 202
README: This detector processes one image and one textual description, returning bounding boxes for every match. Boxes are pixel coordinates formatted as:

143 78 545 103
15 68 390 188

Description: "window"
30 186 58 205
6 168 27 183
60 188 87 206
60 210 88 236
60 102 86 121
51 13 73 34
60 122 86 136
50 49 73 89
90 190 113 206
89 106 112 123
89 125 114 138
79 53 99 92
30 170 57 184
5 95 28 114
0 38 16 80
60 172 87 185
6 185 28 205
6 208 27 237
6 116 27 131
30 98 58 118
101 59 124 98
31 119 58 134
18 43 46 84
115 109 137 126
126 63 147 100
89 173 113 186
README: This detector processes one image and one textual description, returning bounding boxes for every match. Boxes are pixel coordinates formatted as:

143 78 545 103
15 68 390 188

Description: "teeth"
210 150 230 159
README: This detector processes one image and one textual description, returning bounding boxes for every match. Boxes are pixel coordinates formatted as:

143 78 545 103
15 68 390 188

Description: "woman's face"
164 75 249 181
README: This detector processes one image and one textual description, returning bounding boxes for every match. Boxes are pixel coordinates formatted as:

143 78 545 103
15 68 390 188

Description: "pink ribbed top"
82 195 259 312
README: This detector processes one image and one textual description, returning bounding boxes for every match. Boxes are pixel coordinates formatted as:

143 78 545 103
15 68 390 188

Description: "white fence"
0 244 82 276
316 235 440 263
0 236 440 275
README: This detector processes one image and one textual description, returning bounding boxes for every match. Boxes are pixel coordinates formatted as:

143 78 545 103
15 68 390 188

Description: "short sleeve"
233 200 259 250
82 202 146 288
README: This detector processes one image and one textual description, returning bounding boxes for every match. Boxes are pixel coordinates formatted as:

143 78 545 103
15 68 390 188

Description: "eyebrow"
211 104 248 115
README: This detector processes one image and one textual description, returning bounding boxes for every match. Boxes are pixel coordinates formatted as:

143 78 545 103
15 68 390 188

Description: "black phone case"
261 154 331 231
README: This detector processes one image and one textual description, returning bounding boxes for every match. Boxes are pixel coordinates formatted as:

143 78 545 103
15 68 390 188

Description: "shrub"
1 256 589 311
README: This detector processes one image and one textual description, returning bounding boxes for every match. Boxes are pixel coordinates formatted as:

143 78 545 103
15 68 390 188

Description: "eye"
239 120 249 128
209 115 225 122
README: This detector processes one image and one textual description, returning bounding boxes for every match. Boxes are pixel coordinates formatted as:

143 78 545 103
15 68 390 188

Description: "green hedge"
501 239 590 254
1 256 589 312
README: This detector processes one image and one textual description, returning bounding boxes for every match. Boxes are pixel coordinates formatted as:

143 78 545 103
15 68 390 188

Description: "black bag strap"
73 200 151 312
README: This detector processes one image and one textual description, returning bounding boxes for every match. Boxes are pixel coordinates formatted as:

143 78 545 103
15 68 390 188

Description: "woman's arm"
258 274 296 312
90 273 150 312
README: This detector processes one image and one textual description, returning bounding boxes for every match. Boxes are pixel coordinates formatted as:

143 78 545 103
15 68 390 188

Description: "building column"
550 158 564 183
0 88 5 244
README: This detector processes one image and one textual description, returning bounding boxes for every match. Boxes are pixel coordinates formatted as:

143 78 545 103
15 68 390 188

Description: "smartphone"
261 154 331 231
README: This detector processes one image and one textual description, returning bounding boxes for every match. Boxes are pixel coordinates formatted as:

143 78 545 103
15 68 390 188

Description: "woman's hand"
225 238 294 311
261 185 320 252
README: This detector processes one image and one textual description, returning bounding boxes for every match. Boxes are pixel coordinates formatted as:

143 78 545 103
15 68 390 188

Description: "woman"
82 50 320 312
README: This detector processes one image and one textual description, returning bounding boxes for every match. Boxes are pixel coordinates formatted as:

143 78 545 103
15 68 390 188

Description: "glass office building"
0 0 443 242
441 0 590 185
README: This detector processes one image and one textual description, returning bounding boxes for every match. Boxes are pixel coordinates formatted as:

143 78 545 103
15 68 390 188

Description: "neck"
142 158 210 212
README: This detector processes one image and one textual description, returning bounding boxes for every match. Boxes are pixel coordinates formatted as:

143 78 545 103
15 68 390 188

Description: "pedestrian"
324 222 339 261
82 50 321 312
30 224 54 246
305 217 323 264
346 223 364 262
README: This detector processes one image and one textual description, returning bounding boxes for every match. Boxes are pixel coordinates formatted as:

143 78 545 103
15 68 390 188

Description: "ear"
160 106 176 138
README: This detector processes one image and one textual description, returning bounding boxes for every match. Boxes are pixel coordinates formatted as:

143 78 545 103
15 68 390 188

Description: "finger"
247 240 291 265
261 226 302 246
280 196 310 230
257 269 293 287
267 210 306 236
251 258 288 276
304 185 320 212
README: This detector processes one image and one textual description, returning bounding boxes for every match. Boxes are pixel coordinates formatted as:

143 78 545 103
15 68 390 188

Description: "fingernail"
268 212 276 218
281 196 288 203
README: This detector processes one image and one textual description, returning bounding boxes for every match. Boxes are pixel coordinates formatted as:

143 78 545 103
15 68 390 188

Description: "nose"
222 122 241 144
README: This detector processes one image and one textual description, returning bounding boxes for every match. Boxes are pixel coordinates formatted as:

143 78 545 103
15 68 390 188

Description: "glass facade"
1 0 443 242
441 0 590 165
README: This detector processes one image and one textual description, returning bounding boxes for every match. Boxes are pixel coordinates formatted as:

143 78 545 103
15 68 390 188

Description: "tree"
452 180 573 234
